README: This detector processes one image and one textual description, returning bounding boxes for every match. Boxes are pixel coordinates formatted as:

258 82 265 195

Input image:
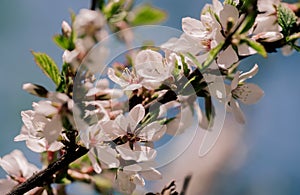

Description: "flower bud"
22 83 48 97
61 21 72 37
253 32 284 42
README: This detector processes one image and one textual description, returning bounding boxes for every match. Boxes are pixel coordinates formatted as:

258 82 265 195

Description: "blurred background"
0 0 300 194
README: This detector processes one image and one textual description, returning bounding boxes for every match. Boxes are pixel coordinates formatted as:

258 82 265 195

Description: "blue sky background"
0 0 300 194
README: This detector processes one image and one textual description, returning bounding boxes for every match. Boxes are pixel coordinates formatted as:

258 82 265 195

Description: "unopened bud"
253 32 284 42
62 21 72 37
22 83 48 98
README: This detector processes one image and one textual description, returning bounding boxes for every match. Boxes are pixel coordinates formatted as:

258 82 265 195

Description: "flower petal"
88 150 102 174
235 83 264 105
107 68 129 88
239 64 259 83
128 104 145 131
182 17 206 38
138 122 166 142
140 168 162 180
230 98 246 124
217 46 239 69
97 147 120 168
43 115 63 144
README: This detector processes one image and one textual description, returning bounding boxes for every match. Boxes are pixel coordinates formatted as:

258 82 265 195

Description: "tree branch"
90 0 97 10
7 146 89 195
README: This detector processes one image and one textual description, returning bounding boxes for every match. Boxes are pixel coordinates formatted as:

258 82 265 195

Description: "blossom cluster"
1 0 299 194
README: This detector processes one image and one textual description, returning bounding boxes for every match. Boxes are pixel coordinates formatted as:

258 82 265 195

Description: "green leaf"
32 52 61 86
180 54 190 77
286 32 300 42
224 0 238 6
242 38 267 57
237 12 257 35
109 11 127 23
186 52 202 69
202 41 224 70
129 4 167 26
291 44 300 52
103 0 125 19
277 3 297 36
53 34 75 50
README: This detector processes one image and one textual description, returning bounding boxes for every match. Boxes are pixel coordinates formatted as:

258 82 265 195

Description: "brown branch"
7 146 89 195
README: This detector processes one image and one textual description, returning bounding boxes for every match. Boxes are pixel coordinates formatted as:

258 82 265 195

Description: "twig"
7 146 89 195
90 0 97 10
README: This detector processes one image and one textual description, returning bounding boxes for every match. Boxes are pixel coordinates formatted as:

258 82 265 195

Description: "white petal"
139 168 162 180
123 164 142 172
88 150 102 174
116 171 136 194
97 147 120 168
115 115 129 133
235 83 264 104
123 83 142 91
101 120 124 139
220 4 239 29
217 46 239 69
131 174 145 186
0 179 18 194
107 68 129 87
128 104 145 131
116 144 138 161
230 99 246 124
182 17 206 38
43 116 63 144
34 101 57 117
239 64 259 82
238 43 257 56
138 122 166 142
135 49 163 70
231 72 240 90
136 146 157 162
48 141 64 152
26 139 47 153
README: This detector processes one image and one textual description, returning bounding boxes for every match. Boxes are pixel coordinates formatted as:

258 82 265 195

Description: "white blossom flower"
80 122 120 173
85 78 124 99
73 9 108 53
34 92 73 144
102 104 166 147
134 49 174 89
62 49 80 73
179 3 252 68
226 64 264 123
116 163 162 194
109 49 173 90
74 9 105 38
108 67 143 91
14 110 64 153
0 150 44 195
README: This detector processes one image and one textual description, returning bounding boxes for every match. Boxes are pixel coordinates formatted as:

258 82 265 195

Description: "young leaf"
277 3 297 36
242 38 267 57
53 34 75 50
224 0 238 6
32 51 61 86
180 54 190 77
129 4 167 26
202 41 224 70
